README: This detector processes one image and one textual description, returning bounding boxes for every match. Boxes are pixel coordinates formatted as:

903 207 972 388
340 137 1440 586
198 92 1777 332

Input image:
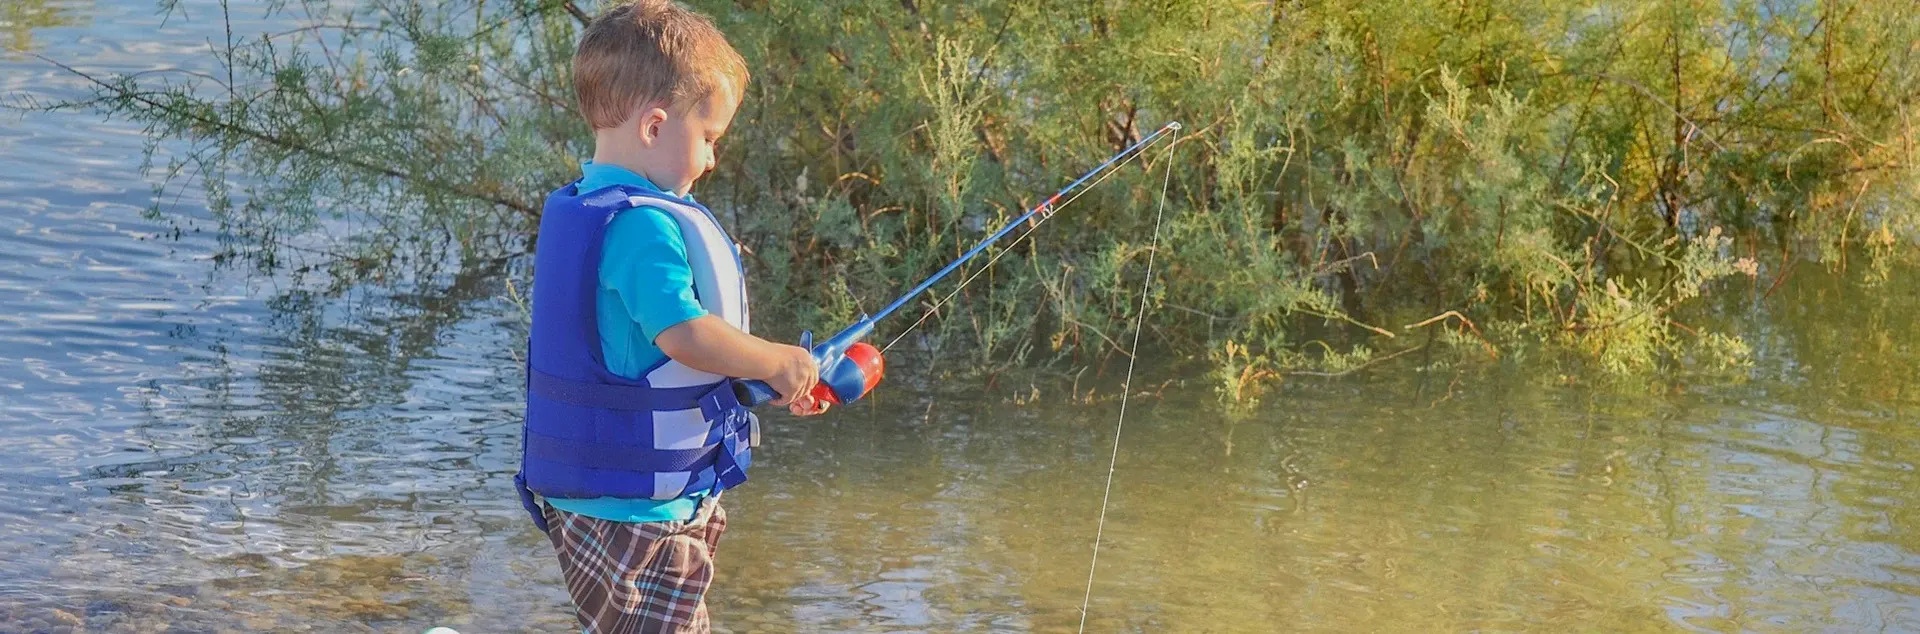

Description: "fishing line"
732 124 1180 410
1077 125 1179 633
880 131 1175 354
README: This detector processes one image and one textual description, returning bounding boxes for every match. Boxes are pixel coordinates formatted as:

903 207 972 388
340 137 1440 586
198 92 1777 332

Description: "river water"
3 1 1918 632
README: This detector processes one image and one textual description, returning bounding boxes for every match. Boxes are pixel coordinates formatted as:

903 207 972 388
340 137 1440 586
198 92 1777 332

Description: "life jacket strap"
524 429 726 473
695 379 743 421
712 410 753 491
527 366 716 411
513 472 549 533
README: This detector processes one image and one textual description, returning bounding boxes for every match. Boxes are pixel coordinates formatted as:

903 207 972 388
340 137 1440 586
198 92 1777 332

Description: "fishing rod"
735 121 1183 408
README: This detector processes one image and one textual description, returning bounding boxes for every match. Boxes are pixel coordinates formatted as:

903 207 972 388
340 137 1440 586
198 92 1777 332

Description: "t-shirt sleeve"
599 206 709 343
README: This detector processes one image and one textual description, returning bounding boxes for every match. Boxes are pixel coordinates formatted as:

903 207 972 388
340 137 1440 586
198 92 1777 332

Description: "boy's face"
637 82 738 197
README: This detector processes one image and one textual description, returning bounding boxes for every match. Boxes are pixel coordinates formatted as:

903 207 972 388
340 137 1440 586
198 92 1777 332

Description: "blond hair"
573 0 749 130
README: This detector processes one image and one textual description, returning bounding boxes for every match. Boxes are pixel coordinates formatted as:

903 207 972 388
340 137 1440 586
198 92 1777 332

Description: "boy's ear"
636 106 670 147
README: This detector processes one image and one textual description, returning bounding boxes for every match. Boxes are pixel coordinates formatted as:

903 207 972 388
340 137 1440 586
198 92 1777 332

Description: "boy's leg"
542 496 728 634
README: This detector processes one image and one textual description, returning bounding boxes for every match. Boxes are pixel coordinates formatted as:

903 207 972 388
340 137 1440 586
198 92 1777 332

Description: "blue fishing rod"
736 121 1183 408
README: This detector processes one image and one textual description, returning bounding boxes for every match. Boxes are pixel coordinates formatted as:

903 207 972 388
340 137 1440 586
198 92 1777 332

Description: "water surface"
2 2 1917 632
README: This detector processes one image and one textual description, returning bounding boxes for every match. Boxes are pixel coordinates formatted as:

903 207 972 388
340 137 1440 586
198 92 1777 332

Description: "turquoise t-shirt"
544 162 710 523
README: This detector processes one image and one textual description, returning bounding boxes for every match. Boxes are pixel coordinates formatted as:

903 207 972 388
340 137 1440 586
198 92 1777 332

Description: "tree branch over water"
32 55 539 216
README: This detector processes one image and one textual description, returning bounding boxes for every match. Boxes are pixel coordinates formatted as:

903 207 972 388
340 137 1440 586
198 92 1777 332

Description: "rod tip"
1167 121 1183 131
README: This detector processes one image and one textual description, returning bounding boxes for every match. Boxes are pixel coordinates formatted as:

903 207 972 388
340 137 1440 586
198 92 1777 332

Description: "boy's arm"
602 207 822 409
656 316 819 407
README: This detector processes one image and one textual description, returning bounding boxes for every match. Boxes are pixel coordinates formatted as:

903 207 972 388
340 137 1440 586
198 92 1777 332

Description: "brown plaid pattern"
541 495 728 634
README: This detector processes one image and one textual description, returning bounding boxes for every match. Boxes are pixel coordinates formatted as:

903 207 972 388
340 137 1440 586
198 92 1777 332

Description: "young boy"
513 2 825 632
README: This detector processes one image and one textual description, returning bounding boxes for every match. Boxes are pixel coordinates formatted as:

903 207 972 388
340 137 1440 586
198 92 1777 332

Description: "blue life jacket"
514 182 757 532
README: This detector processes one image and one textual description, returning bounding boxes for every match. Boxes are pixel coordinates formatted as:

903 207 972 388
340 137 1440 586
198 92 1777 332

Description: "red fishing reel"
810 341 884 405
734 327 883 409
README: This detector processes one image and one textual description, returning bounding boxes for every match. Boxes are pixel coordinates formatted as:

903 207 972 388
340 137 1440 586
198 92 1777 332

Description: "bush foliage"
40 0 1920 398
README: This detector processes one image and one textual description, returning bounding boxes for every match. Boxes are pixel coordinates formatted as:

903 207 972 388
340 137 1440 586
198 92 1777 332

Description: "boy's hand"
787 394 830 417
764 344 819 407
654 317 831 414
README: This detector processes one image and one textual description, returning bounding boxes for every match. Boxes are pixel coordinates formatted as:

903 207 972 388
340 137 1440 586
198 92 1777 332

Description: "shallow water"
3 2 1918 632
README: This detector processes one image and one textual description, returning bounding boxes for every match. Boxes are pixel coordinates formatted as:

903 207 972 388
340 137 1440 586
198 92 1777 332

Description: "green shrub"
33 0 1920 398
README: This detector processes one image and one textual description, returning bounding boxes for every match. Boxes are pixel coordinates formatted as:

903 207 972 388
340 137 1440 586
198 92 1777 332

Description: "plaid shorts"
541 495 728 634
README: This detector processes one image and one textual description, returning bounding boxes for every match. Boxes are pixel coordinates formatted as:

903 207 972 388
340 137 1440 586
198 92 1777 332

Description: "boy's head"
575 0 748 196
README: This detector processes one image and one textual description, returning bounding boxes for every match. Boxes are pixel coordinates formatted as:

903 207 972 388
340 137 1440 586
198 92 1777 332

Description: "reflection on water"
2 2 1918 633
1 0 83 53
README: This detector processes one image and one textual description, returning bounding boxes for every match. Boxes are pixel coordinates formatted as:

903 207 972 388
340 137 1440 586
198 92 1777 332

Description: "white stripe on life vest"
631 196 750 389
651 407 714 450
